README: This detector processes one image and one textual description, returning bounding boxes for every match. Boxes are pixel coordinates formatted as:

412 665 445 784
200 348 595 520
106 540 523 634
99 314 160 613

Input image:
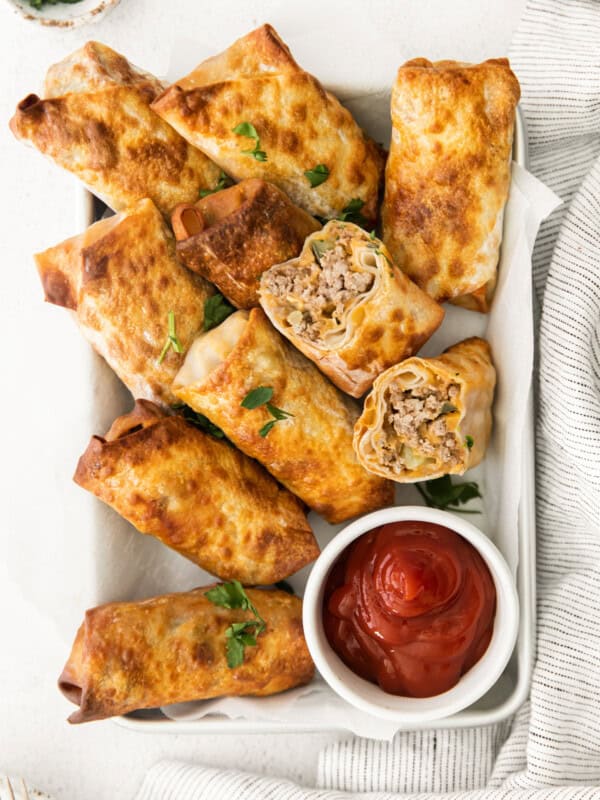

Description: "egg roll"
382 58 520 311
172 178 320 309
151 25 384 222
353 338 495 482
34 198 212 406
259 221 444 397
74 399 318 583
59 586 313 723
173 308 394 523
10 42 220 217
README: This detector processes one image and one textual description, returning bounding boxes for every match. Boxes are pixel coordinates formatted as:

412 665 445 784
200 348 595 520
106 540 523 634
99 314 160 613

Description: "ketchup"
323 521 496 697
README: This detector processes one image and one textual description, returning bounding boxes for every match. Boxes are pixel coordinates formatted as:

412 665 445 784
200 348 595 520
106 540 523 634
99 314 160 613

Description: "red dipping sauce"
323 521 496 698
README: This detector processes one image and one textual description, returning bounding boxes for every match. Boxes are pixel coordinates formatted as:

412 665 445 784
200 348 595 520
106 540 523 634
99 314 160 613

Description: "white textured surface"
0 1 526 798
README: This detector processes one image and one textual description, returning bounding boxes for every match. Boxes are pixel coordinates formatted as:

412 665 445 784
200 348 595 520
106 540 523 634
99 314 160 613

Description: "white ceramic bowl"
5 0 120 28
303 505 519 722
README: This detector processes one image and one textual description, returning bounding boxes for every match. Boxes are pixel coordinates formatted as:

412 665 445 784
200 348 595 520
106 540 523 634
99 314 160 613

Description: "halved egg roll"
382 58 520 311
172 178 320 309
173 308 394 523
10 42 220 217
59 586 313 723
151 25 384 222
34 198 212 407
74 400 318 583
353 338 495 482
259 221 444 397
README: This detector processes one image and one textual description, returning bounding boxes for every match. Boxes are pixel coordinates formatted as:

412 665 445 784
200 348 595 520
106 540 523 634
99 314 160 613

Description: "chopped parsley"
338 197 368 227
203 293 236 331
232 121 267 162
241 386 294 437
465 435 475 449
157 310 184 364
416 475 482 514
205 581 266 668
172 403 227 440
199 170 233 198
304 164 330 187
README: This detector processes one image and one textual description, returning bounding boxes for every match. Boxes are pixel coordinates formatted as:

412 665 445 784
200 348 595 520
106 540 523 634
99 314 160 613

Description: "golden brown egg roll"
151 25 384 222
353 337 496 482
172 308 394 523
10 42 220 217
59 586 313 723
259 221 444 397
382 58 520 311
172 178 320 309
74 399 318 583
34 198 212 407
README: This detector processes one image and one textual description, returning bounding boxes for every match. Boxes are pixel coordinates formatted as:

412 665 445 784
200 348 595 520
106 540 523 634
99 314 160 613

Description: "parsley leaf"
205 581 267 668
157 310 184 364
232 122 259 140
304 164 330 188
172 403 227 440
203 293 236 331
241 386 293 436
199 170 233 198
465 435 475 449
416 475 482 514
311 239 334 264
338 198 368 227
233 122 267 162
241 386 274 409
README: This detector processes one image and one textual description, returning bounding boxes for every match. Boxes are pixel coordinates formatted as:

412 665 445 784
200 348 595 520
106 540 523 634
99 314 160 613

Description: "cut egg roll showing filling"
353 337 495 482
259 221 444 397
173 307 394 524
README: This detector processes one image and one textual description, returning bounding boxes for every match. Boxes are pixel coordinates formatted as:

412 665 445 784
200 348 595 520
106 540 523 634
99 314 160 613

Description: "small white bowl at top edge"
303 505 519 723
5 0 121 28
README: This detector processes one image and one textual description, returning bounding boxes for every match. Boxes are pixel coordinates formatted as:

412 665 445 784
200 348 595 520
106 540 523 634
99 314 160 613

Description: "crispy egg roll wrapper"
259 221 444 397
173 179 320 309
34 198 213 407
59 587 313 723
10 43 220 217
74 399 318 583
382 58 520 310
151 25 384 222
353 337 495 482
173 308 394 523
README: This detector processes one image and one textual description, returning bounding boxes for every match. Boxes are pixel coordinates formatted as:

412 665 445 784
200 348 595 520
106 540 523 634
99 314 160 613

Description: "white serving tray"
78 105 534 735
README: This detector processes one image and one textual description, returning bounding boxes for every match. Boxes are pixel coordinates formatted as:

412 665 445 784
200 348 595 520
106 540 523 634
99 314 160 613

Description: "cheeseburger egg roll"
34 198 213 407
74 400 318 584
59 587 313 723
353 338 495 482
173 308 394 523
172 178 320 309
259 221 444 397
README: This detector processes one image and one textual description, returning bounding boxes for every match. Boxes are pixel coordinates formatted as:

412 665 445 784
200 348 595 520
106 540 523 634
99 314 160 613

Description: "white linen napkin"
135 0 600 796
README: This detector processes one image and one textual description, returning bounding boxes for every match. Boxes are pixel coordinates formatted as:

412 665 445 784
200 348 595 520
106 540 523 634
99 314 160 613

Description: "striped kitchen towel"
135 0 600 797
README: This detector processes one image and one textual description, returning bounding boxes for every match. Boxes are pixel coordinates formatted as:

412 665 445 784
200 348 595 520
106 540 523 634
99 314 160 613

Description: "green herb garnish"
465 435 474 449
203 293 236 331
311 239 334 263
304 164 330 188
416 475 482 514
233 122 267 162
338 198 368 227
157 310 184 364
241 386 294 436
28 0 83 8
440 403 458 414
199 170 233 198
172 403 227 439
369 229 377 240
205 581 266 668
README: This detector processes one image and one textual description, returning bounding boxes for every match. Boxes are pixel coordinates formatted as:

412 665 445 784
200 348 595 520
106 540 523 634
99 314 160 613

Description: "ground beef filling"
379 382 462 471
265 228 375 341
